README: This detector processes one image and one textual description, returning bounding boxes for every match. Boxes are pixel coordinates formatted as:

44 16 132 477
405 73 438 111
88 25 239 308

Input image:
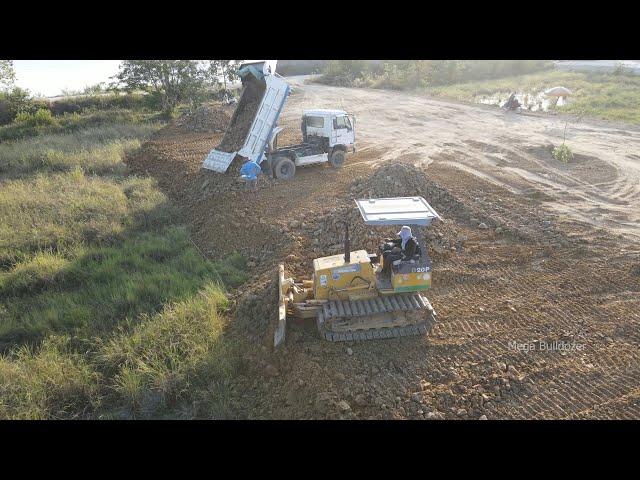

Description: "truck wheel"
273 157 296 180
330 149 346 168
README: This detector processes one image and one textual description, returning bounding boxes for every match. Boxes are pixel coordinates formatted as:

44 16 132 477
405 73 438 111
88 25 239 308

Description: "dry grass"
0 112 245 419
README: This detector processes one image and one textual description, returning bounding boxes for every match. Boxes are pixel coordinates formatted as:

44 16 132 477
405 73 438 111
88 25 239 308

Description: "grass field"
0 111 246 419
425 70 640 124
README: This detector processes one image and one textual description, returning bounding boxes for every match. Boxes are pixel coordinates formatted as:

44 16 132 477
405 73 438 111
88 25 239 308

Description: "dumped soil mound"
232 274 278 343
309 162 471 255
350 162 470 221
174 104 231 133
217 78 266 153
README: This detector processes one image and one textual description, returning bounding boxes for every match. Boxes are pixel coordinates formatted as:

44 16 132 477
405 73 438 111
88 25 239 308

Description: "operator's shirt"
240 161 261 181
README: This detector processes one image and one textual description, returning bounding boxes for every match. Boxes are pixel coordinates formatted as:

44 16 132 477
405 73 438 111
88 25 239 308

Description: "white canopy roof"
355 197 440 226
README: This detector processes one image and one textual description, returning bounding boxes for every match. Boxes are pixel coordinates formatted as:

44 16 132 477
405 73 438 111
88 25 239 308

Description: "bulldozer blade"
273 264 287 349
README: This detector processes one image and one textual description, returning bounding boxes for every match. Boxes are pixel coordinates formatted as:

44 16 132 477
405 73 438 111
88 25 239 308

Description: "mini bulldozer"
274 196 441 348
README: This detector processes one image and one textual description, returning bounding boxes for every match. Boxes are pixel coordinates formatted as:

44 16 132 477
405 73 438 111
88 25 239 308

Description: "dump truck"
202 60 356 179
274 196 441 348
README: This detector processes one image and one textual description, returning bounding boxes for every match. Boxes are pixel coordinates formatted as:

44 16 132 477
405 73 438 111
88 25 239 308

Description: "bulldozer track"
316 293 437 341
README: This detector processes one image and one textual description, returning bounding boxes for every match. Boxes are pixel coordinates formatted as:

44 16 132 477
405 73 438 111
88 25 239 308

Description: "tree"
113 60 208 115
1 60 16 91
206 60 239 92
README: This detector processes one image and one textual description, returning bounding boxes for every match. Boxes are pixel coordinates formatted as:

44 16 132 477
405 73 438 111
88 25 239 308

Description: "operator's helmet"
397 226 412 238
397 226 413 247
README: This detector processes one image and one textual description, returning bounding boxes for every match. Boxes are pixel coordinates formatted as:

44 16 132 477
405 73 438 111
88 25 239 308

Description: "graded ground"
127 79 640 419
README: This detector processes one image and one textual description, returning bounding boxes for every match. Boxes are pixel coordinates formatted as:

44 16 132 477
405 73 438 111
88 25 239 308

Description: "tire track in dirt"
288 77 640 240
129 84 640 420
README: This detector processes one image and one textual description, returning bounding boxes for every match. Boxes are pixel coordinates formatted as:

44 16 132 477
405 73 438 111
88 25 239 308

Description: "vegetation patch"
0 102 247 418
426 70 640 124
552 144 574 163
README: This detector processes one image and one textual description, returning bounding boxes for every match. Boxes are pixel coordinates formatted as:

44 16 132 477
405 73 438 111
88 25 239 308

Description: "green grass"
425 70 640 124
0 110 247 419
0 109 161 143
98 283 234 418
0 227 228 347
0 123 157 175
0 284 235 419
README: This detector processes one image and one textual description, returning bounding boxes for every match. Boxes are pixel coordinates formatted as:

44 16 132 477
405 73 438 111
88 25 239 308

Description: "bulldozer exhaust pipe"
344 221 350 263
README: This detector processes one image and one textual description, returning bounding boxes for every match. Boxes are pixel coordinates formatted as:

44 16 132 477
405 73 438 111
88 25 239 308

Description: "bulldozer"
274 196 441 348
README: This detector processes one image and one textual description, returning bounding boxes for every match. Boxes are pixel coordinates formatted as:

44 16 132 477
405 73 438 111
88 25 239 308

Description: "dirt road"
130 79 640 420
286 77 640 240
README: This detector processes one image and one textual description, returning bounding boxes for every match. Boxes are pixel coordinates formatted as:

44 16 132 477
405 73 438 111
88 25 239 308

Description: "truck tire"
273 157 296 180
329 149 346 168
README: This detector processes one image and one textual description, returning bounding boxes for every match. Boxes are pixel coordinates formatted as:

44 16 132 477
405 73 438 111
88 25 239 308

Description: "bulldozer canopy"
355 197 440 226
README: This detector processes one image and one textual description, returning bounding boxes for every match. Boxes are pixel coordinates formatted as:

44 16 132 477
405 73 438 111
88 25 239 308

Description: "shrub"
48 93 154 116
0 87 39 125
13 108 57 127
317 60 554 89
552 144 573 163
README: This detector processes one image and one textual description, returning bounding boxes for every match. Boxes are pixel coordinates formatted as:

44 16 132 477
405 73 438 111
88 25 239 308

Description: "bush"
317 60 554 89
0 87 39 125
48 93 155 116
0 109 159 142
13 108 57 127
552 144 573 163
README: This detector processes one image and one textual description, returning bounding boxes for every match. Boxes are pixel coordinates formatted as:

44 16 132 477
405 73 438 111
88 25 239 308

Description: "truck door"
332 115 354 146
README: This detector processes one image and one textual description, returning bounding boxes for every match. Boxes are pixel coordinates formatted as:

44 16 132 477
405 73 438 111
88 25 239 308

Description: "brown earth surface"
127 78 640 419
173 104 231 133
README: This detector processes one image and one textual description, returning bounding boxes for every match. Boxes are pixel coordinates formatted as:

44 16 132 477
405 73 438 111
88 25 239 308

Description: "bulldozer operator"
380 225 419 276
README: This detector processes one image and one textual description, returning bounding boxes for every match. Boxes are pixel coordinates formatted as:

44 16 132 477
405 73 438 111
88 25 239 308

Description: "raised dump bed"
202 61 291 173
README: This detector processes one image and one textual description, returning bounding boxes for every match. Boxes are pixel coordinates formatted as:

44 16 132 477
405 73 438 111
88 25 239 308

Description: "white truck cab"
302 109 356 150
265 108 356 180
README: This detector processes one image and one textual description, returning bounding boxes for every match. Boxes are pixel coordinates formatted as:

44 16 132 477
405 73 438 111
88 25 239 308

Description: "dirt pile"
302 162 471 257
349 162 470 221
174 104 231 133
231 273 278 343
217 78 266 153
